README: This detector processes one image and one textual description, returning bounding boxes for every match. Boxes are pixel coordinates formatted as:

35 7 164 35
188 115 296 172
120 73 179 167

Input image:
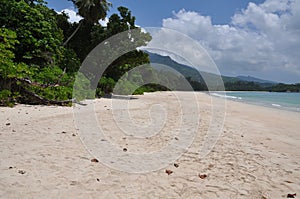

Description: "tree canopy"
70 0 111 24
0 0 155 106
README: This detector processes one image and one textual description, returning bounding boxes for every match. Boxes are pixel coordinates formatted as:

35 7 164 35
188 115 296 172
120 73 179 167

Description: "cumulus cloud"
161 0 300 83
143 28 217 74
59 9 82 23
99 18 109 27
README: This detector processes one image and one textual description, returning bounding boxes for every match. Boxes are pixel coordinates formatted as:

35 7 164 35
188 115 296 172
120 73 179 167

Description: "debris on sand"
165 169 173 175
18 170 26 175
287 193 296 198
198 174 207 179
91 158 99 163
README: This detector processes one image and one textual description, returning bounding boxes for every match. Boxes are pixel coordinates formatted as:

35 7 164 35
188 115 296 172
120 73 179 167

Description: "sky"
46 0 300 83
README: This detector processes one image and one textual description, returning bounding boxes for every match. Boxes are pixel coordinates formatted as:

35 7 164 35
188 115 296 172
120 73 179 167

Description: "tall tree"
72 0 111 24
96 7 152 95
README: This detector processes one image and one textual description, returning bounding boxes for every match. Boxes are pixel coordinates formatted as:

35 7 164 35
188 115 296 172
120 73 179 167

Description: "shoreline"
208 91 300 113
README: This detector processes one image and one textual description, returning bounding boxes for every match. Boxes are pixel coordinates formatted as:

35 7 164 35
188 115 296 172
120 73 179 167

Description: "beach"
0 91 299 198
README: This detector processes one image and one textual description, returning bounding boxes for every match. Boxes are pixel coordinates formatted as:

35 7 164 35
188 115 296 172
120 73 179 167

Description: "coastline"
209 91 300 113
0 91 299 198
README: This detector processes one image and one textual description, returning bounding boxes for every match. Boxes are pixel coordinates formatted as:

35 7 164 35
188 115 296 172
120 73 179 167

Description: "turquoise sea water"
211 91 300 112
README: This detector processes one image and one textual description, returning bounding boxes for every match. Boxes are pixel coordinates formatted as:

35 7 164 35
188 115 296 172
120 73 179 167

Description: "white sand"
0 91 299 198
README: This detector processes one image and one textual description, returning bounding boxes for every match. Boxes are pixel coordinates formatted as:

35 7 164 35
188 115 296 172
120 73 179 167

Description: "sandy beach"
0 91 299 198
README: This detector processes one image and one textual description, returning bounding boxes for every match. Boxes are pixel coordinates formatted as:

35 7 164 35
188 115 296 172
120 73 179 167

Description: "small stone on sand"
18 170 26 174
70 181 77 186
198 174 207 179
287 193 296 198
165 169 173 175
91 158 99 163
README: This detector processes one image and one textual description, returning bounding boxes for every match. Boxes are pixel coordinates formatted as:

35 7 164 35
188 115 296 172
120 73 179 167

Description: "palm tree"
64 0 112 46
75 0 111 24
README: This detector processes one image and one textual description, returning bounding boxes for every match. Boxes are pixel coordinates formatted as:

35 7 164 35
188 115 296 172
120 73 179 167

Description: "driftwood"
21 89 74 106
21 89 87 106
0 74 89 106
13 77 87 106
17 77 66 88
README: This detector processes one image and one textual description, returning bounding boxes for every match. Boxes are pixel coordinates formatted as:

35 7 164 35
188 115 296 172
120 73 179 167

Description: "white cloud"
58 8 109 26
99 18 109 27
161 0 300 83
59 9 83 23
143 27 217 74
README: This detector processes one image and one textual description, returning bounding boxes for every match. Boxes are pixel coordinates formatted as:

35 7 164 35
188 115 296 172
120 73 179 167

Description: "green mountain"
146 52 277 87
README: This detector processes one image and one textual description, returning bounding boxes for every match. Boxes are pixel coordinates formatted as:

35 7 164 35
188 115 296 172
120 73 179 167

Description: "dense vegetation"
0 0 156 106
267 83 300 92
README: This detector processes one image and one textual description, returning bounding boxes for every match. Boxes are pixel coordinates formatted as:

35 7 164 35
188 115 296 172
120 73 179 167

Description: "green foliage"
0 90 19 107
0 2 75 106
0 0 65 67
73 72 95 100
58 48 81 73
0 28 18 59
268 83 300 92
97 77 116 96
96 8 152 94
107 6 135 35
0 28 32 104
67 22 99 61
105 50 150 82
113 79 137 95
224 81 263 91
0 28 18 80
0 28 33 81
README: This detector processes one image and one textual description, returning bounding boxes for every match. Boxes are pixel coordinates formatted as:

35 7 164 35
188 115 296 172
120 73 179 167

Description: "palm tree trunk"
63 20 83 46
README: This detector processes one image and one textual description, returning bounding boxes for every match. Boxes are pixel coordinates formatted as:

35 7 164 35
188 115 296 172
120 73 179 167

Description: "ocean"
210 91 300 112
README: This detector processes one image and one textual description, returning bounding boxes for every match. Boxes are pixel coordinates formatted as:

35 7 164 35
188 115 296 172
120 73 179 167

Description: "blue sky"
46 0 300 83
46 0 264 26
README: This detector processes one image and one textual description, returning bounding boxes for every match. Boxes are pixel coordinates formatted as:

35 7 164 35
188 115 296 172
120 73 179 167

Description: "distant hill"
147 52 203 81
236 76 277 84
146 51 277 87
